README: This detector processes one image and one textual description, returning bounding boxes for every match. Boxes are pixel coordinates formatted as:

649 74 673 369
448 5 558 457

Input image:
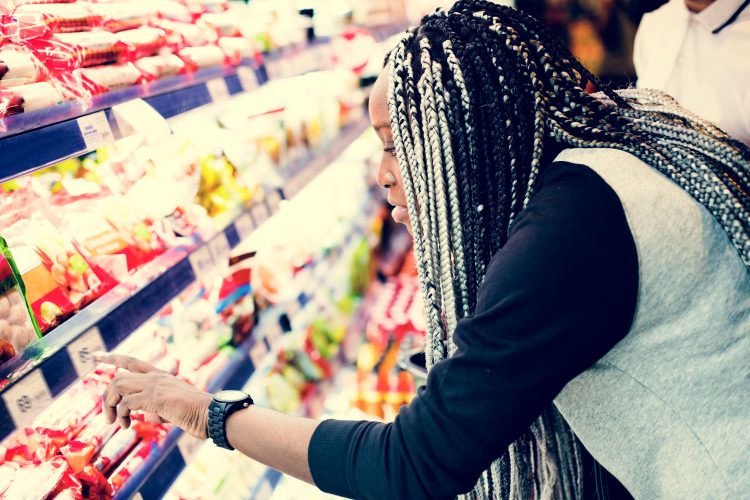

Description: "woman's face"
370 71 412 233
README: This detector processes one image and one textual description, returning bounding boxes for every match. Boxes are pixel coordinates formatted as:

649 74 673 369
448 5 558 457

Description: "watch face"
214 390 249 403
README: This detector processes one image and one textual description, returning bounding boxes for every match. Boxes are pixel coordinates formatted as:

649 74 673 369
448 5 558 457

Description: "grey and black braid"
385 1 750 498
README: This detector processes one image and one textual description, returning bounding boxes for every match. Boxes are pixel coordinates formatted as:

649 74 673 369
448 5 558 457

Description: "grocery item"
53 31 125 67
116 27 167 60
87 2 150 33
0 237 40 365
80 62 141 92
13 4 102 34
0 81 61 117
0 48 45 87
134 53 186 80
178 44 226 70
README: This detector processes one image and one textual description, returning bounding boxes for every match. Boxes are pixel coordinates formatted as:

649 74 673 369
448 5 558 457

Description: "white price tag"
189 245 215 287
207 78 230 102
2 370 53 427
177 432 204 462
77 112 115 150
249 340 267 368
112 99 170 146
252 204 268 227
234 212 256 242
237 66 258 92
208 233 230 266
67 327 106 377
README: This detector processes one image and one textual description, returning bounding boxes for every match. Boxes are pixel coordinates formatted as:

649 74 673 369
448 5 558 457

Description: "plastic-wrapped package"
134 53 186 81
108 439 152 494
184 0 228 15
0 457 71 499
151 0 192 22
0 238 40 365
0 47 46 87
91 427 138 474
13 4 102 34
80 62 141 92
0 81 61 117
217 36 253 64
161 19 216 49
116 26 167 60
53 31 126 67
199 12 240 37
87 2 150 33
178 44 225 70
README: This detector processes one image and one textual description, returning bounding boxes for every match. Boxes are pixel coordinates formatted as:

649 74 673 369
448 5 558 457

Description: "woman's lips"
392 206 409 223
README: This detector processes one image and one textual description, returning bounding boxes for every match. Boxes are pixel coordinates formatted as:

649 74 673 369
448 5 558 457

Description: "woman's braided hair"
385 1 750 498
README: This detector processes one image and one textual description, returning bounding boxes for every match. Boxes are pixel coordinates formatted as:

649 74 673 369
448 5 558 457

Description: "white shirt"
634 0 750 146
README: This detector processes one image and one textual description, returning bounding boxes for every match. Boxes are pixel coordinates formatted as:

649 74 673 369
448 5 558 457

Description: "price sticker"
2 370 53 427
265 190 282 213
112 99 170 146
67 326 106 377
249 340 267 368
189 245 215 287
237 66 259 92
77 112 115 150
252 204 269 227
177 432 204 462
208 233 231 269
207 78 230 103
234 212 256 242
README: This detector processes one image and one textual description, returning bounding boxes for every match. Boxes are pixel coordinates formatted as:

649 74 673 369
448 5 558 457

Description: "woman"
99 1 750 498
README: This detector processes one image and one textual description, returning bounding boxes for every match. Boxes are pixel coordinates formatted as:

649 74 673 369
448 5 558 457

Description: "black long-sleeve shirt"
308 162 640 499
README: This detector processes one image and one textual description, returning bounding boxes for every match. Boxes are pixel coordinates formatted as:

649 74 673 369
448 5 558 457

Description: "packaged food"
87 2 150 33
151 0 192 22
116 27 167 60
0 457 71 499
108 439 152 494
92 427 138 474
199 12 240 37
13 4 101 34
0 237 40 364
0 81 61 117
54 31 126 67
161 19 216 49
217 36 253 64
184 0 228 16
0 48 45 87
80 62 141 92
134 53 186 81
178 44 225 70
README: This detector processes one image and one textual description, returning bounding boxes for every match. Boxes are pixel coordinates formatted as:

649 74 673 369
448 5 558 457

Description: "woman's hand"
96 353 213 439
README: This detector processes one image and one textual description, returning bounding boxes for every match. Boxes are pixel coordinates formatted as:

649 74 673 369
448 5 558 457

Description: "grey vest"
552 148 750 499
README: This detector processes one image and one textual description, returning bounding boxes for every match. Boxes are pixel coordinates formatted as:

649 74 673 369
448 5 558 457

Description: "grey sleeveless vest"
551 148 750 499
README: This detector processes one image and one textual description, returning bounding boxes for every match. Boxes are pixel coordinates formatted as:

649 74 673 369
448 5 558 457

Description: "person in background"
98 2 750 498
634 0 750 146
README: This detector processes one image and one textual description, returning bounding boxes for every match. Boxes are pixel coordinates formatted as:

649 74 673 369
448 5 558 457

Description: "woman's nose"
379 170 397 189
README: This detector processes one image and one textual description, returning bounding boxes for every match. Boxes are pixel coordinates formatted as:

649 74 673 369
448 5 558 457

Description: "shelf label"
189 245 215 287
112 99 170 146
67 326 106 377
249 339 267 368
237 66 259 92
234 212 255 242
207 78 230 102
177 432 204 462
208 232 231 276
265 190 282 214
2 370 53 428
78 112 115 150
252 204 269 227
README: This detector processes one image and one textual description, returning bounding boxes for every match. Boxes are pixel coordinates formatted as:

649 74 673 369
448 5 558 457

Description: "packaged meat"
0 457 70 499
152 0 192 22
200 12 240 37
0 237 40 365
217 36 253 64
184 0 228 15
0 81 62 117
53 31 126 67
0 48 45 87
13 4 101 34
134 53 186 81
87 2 150 33
92 427 138 474
80 62 141 92
178 44 225 70
116 27 167 60
161 19 216 49
108 439 152 494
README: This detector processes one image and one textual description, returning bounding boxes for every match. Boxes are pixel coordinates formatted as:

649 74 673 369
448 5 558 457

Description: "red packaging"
134 53 186 81
152 0 192 22
108 439 152 494
217 36 253 65
12 4 101 34
92 428 138 474
0 47 46 87
80 62 141 93
183 0 228 16
53 31 126 67
199 12 239 37
161 19 216 50
0 80 61 117
87 2 150 33
178 44 225 70
116 27 167 60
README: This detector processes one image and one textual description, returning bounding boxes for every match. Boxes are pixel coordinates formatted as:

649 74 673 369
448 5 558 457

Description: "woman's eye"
384 147 396 157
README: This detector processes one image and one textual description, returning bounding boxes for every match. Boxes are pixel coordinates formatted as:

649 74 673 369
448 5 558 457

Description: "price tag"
207 78 230 102
252 204 269 227
249 340 267 368
112 99 170 146
67 326 106 377
237 66 259 92
208 233 231 268
265 60 280 80
265 190 282 213
234 212 256 242
177 432 204 462
77 112 115 150
2 370 53 427
189 245 215 287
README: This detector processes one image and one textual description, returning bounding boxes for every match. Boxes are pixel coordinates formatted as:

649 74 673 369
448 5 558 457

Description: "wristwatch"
207 390 254 450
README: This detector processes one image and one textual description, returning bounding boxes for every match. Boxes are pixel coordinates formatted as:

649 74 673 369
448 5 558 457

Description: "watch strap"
208 400 233 450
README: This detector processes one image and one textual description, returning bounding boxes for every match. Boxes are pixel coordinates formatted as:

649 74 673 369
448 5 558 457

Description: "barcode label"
67 327 106 377
207 78 230 102
78 112 115 150
2 370 53 428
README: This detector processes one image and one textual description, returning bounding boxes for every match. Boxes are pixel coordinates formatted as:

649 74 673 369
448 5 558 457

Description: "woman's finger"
94 352 158 374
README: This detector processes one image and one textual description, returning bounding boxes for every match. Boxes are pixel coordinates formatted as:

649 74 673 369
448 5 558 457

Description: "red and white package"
199 12 240 37
13 4 101 34
152 0 192 22
0 47 46 87
134 53 186 81
92 427 138 474
108 439 152 494
183 0 228 16
53 31 126 67
0 81 61 117
87 2 150 33
0 457 71 499
161 19 216 49
217 36 253 64
178 44 225 70
116 26 167 60
80 61 141 92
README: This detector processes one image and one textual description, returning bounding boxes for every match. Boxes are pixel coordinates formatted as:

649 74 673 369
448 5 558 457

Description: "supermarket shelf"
0 112 370 442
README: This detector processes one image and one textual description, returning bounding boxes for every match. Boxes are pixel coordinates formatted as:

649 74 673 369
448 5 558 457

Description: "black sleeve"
308 162 639 500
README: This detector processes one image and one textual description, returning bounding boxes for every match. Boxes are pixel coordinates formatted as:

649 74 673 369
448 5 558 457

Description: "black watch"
207 390 254 450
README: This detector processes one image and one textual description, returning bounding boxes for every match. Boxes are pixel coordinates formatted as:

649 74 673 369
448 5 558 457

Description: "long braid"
384 2 750 498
